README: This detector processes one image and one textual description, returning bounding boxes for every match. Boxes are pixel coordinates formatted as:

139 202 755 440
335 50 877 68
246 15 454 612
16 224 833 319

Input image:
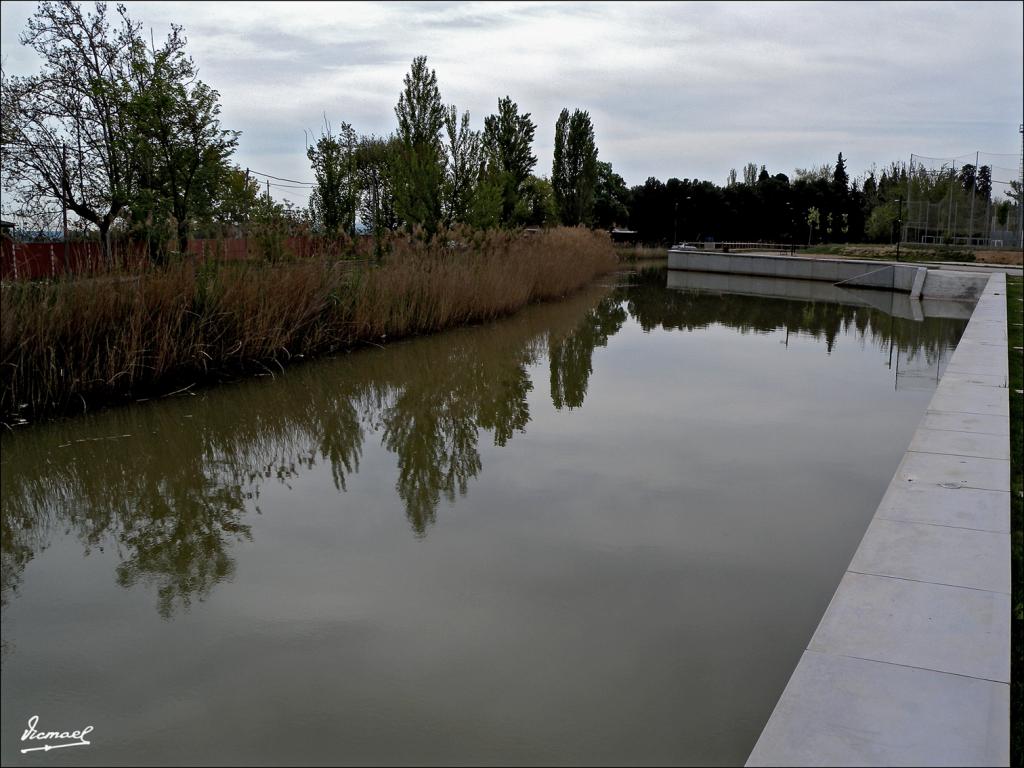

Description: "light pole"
895 196 903 262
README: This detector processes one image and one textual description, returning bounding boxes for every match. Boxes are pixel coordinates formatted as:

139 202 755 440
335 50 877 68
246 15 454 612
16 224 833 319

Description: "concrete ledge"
745 652 1009 767
746 273 1010 766
667 249 990 301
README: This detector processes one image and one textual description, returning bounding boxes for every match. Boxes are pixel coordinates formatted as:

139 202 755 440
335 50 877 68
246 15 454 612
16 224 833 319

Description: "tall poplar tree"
393 56 446 235
551 108 598 226
482 96 537 226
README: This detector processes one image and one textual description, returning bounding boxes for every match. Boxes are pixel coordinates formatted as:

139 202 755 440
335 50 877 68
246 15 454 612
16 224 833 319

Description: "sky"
1 0 1022 210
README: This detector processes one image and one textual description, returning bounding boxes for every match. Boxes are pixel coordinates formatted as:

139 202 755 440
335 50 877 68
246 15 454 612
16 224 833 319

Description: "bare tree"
2 1 144 261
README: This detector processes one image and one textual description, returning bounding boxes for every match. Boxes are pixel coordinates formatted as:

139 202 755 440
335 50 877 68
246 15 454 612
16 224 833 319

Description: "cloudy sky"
2 0 1022 208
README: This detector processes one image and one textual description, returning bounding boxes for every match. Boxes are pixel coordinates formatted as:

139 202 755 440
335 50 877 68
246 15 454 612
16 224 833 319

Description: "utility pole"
1018 124 1023 247
968 151 978 245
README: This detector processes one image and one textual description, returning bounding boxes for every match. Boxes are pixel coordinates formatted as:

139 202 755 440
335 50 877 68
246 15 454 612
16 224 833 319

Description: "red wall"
1 237 329 280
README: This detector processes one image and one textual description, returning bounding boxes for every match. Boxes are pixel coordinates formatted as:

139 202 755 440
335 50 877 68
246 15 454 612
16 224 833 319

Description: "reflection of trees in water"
0 273 967 617
549 298 627 410
0 287 607 614
622 266 966 363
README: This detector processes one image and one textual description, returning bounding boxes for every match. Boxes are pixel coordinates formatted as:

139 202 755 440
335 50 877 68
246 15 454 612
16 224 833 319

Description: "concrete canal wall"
666 249 990 302
745 273 1010 766
665 269 975 321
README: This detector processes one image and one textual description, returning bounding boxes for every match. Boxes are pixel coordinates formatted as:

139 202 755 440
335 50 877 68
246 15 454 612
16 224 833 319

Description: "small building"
610 227 638 244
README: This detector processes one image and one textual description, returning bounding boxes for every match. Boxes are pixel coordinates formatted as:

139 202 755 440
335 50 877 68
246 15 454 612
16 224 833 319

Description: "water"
0 268 968 765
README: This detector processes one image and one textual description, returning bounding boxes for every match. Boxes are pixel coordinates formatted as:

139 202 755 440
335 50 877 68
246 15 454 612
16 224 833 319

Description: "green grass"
1008 274 1022 768
804 243 977 263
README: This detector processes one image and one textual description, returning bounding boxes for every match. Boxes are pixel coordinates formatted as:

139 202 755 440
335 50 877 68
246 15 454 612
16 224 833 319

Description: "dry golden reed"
1 227 618 420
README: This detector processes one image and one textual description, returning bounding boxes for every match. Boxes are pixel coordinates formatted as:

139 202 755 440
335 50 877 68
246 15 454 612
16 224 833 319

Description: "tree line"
303 56 610 247
0 2 611 261
3 1 1019 260
628 154 1024 247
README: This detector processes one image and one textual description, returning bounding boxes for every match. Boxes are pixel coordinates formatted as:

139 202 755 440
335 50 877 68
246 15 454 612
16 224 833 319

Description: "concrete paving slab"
908 428 1010 460
897 451 1010 492
746 271 1010 766
942 353 1009 369
746 651 1009 767
942 358 1010 378
874 484 1009 533
807 572 1010 682
920 409 1009 435
937 372 1009 388
849 518 1009 593
927 387 1009 418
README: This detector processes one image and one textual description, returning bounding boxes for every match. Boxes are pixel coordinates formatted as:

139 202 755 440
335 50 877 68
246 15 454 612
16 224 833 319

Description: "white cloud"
2 0 1021 200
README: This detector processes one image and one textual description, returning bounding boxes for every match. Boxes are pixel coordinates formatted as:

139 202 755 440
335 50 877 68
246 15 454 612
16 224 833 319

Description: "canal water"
0 268 968 765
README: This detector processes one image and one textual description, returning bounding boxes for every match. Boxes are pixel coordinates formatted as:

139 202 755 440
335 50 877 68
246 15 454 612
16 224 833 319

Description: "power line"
247 168 315 186
267 181 313 190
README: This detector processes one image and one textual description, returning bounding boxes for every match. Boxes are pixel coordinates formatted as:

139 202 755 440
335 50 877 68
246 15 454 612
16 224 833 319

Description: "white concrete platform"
746 273 1010 766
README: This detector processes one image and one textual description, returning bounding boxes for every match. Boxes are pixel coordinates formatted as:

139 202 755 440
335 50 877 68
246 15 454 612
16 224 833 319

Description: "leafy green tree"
592 161 630 229
128 24 239 253
866 201 899 242
995 199 1011 226
443 106 482 226
466 166 504 230
514 175 557 227
1007 180 1023 205
551 108 598 226
958 163 977 193
393 56 446 235
210 166 261 233
356 134 400 253
976 165 992 199
742 162 758 186
482 96 537 225
806 206 820 244
307 121 359 236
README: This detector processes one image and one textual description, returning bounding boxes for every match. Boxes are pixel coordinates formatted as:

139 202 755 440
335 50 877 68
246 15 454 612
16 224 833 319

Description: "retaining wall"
667 249 989 301
746 273 1010 766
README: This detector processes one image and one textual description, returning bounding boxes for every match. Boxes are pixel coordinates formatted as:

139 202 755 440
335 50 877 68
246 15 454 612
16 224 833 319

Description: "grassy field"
1008 275 1022 767
804 242 1023 266
1 227 619 423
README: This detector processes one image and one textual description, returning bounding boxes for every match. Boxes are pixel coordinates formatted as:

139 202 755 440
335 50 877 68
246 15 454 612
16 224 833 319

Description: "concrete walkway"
746 273 1010 767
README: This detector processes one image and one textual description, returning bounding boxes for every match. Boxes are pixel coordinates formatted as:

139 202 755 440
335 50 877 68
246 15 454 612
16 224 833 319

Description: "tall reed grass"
1 226 618 421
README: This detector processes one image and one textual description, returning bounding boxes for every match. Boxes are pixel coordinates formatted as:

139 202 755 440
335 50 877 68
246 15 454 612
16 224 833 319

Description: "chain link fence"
903 149 1022 248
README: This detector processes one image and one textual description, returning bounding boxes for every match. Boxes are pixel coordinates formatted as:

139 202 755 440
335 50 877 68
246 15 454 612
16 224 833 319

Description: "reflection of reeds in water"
0 272 967 618
0 284 619 616
1 227 619 421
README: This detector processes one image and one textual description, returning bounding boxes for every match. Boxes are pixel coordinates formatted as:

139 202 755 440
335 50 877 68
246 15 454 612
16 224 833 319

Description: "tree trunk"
177 220 189 256
98 221 111 269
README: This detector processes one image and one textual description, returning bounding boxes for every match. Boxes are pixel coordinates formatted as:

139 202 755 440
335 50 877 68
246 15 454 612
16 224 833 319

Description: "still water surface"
1 268 967 765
